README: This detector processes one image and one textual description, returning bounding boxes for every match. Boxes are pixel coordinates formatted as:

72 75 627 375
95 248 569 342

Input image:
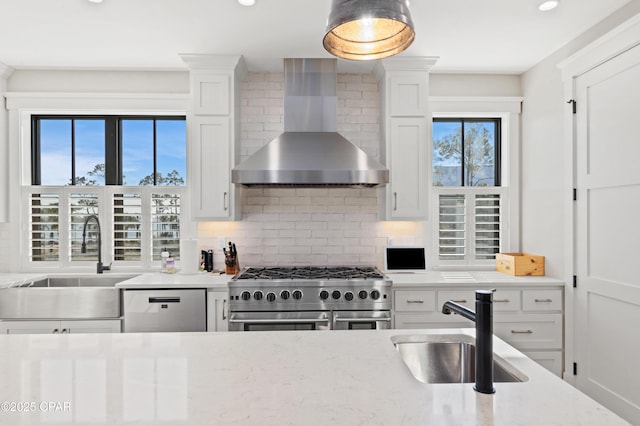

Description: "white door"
574 42 640 424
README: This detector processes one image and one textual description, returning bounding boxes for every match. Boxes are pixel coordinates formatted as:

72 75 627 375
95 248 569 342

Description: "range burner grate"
236 266 385 280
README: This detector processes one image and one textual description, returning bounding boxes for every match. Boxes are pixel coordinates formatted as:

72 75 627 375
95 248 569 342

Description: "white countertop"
114 272 231 289
0 328 624 425
387 270 564 286
0 272 232 290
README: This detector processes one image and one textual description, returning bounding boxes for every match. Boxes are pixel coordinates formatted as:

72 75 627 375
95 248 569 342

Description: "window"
432 117 505 266
28 115 186 267
32 116 186 186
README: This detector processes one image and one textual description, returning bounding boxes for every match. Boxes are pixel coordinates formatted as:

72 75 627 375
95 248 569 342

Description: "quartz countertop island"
0 328 626 425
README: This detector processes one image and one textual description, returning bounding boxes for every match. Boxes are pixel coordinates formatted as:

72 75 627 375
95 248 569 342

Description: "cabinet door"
1 320 60 334
192 72 230 116
389 75 428 117
387 117 428 219
191 116 234 219
207 290 229 332
62 320 121 334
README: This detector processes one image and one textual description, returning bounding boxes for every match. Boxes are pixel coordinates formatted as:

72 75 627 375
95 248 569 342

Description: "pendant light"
323 0 415 61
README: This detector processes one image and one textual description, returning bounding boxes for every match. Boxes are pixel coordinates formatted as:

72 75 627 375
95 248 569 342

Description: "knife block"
224 253 239 275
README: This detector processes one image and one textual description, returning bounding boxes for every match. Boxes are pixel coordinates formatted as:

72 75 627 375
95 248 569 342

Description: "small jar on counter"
166 257 176 274
161 251 170 273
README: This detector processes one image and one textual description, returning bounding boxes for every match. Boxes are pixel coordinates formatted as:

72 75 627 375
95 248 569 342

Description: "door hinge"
573 275 577 288
567 99 577 114
573 362 578 375
573 188 577 201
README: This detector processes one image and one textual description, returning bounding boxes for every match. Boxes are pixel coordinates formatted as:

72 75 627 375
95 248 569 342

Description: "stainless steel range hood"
231 58 388 187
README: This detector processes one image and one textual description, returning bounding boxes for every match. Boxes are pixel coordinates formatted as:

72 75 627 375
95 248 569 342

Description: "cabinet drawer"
438 289 521 312
523 290 563 312
494 313 563 350
394 290 436 312
394 313 473 329
437 290 474 311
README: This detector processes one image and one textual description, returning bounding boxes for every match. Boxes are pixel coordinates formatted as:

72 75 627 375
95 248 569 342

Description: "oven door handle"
333 316 392 322
228 317 330 324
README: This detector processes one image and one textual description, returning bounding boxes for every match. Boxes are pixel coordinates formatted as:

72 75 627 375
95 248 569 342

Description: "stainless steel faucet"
81 214 111 274
442 289 496 394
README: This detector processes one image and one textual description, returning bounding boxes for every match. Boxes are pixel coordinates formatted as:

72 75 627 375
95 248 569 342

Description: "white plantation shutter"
474 193 501 260
69 193 99 261
438 194 466 260
29 193 59 262
435 188 505 265
152 193 180 260
113 193 142 261
26 187 185 268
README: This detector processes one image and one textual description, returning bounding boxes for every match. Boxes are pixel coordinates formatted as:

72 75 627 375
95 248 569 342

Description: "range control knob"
370 290 381 300
266 292 276 302
358 290 368 300
344 291 354 301
332 290 341 300
241 291 251 301
253 291 264 301
292 290 303 300
280 290 291 300
319 290 329 300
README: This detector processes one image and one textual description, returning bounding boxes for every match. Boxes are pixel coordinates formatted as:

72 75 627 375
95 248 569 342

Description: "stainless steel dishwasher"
123 289 206 332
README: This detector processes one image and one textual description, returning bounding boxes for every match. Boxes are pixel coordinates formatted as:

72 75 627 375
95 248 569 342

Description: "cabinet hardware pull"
452 299 467 303
535 298 552 303
52 329 59 334
149 297 181 303
223 192 229 211
222 299 227 321
61 329 68 334
494 299 510 303
511 330 533 334
393 192 398 211
406 300 424 304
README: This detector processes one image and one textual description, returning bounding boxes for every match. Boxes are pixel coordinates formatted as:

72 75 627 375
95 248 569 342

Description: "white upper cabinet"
181 55 247 221
375 57 437 220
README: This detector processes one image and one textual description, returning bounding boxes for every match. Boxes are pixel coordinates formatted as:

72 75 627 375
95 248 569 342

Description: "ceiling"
0 0 633 74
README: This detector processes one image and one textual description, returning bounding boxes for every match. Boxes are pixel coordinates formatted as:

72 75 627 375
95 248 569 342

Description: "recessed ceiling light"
238 0 255 6
538 0 559 11
87 0 103 3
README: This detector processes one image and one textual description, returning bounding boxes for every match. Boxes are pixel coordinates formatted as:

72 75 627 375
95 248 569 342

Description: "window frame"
432 117 502 188
428 97 522 270
5 92 191 273
31 114 186 187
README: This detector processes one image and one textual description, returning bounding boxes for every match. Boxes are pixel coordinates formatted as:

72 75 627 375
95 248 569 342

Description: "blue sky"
39 119 186 186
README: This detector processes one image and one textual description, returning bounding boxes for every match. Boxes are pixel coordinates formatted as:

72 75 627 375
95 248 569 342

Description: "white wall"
430 74 521 97
521 1 640 279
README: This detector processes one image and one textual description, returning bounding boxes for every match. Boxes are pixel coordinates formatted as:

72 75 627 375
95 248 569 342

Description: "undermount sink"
0 275 138 319
25 275 138 288
391 334 528 384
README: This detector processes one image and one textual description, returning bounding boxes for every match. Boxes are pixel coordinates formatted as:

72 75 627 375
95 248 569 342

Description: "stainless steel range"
228 266 392 331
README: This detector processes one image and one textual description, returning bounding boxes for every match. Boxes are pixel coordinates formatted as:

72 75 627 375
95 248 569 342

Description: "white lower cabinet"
1 319 121 334
207 290 228 332
393 284 564 377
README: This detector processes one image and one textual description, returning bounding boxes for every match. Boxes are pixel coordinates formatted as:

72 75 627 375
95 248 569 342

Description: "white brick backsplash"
195 70 398 268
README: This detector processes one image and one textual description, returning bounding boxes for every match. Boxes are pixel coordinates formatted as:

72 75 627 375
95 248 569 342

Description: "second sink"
391 334 528 384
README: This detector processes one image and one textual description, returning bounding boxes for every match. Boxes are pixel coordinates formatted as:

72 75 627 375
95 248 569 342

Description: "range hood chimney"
231 58 388 187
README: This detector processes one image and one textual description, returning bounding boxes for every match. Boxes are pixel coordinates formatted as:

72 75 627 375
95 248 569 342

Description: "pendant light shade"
323 0 415 61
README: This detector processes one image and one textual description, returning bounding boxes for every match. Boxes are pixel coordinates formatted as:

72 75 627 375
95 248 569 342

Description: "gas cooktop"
234 266 386 281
